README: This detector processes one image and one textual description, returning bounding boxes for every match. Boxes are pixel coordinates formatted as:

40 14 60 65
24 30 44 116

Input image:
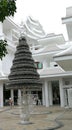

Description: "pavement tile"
0 106 72 130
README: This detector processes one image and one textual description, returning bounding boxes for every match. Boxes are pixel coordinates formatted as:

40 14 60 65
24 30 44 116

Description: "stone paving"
0 106 72 130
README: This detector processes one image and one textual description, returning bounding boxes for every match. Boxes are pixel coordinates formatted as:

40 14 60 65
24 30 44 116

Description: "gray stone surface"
0 106 72 130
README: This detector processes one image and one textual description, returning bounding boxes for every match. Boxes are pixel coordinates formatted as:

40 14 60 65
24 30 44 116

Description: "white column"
18 89 21 98
48 81 53 106
18 89 21 105
64 89 68 106
44 80 49 107
68 89 72 108
42 84 45 105
0 82 3 107
59 78 65 107
11 89 14 104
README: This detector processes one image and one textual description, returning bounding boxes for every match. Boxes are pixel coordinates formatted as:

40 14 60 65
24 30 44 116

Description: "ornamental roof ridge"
54 45 72 57
20 16 46 40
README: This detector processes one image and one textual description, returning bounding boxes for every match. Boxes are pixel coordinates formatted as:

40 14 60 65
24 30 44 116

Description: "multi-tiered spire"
6 36 42 90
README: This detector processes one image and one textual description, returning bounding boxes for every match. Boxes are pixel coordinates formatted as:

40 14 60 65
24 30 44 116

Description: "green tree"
0 0 17 60
0 0 16 22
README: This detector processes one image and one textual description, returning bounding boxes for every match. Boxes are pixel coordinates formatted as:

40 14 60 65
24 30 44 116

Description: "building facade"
0 7 72 108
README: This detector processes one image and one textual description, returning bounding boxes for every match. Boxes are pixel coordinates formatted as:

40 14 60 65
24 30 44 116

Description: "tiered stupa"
6 36 42 90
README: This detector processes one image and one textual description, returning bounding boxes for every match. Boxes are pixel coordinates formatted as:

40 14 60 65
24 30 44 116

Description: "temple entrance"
3 84 18 106
31 90 42 105
52 81 60 105
3 84 10 106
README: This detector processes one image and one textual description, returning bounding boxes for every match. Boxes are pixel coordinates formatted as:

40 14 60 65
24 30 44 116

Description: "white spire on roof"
20 16 47 39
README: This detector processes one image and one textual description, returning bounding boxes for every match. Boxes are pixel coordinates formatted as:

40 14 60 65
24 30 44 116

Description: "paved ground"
0 105 72 130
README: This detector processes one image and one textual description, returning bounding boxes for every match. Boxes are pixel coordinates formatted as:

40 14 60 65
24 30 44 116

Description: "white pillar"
18 89 21 105
42 84 45 105
48 82 53 106
18 89 21 98
0 82 3 107
44 80 49 107
67 89 72 108
59 78 65 107
11 89 14 104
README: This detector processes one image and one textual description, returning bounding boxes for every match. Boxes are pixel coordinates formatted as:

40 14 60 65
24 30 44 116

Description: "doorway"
31 90 42 105
52 81 60 105
3 84 10 106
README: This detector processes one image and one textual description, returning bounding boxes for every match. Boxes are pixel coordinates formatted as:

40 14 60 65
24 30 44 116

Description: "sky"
14 0 72 40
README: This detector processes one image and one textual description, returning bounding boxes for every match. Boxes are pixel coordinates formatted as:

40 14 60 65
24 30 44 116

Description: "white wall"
63 78 72 85
2 51 14 75
43 60 48 69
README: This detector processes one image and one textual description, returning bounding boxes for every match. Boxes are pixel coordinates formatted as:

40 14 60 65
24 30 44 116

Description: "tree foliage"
0 0 17 22
0 40 8 60
0 0 17 60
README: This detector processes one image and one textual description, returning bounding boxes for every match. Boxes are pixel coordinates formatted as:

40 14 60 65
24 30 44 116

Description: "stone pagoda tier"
6 36 42 90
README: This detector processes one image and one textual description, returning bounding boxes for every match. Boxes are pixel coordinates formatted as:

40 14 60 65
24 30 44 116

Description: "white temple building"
0 7 72 108
54 7 72 108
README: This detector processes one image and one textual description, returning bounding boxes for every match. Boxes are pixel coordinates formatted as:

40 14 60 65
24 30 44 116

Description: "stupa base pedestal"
19 94 35 125
19 120 32 125
20 113 30 125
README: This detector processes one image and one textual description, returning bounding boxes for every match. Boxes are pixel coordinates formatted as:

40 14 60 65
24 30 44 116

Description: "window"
35 62 43 69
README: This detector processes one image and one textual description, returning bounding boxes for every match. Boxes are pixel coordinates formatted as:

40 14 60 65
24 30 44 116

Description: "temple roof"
53 43 72 71
20 16 46 40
